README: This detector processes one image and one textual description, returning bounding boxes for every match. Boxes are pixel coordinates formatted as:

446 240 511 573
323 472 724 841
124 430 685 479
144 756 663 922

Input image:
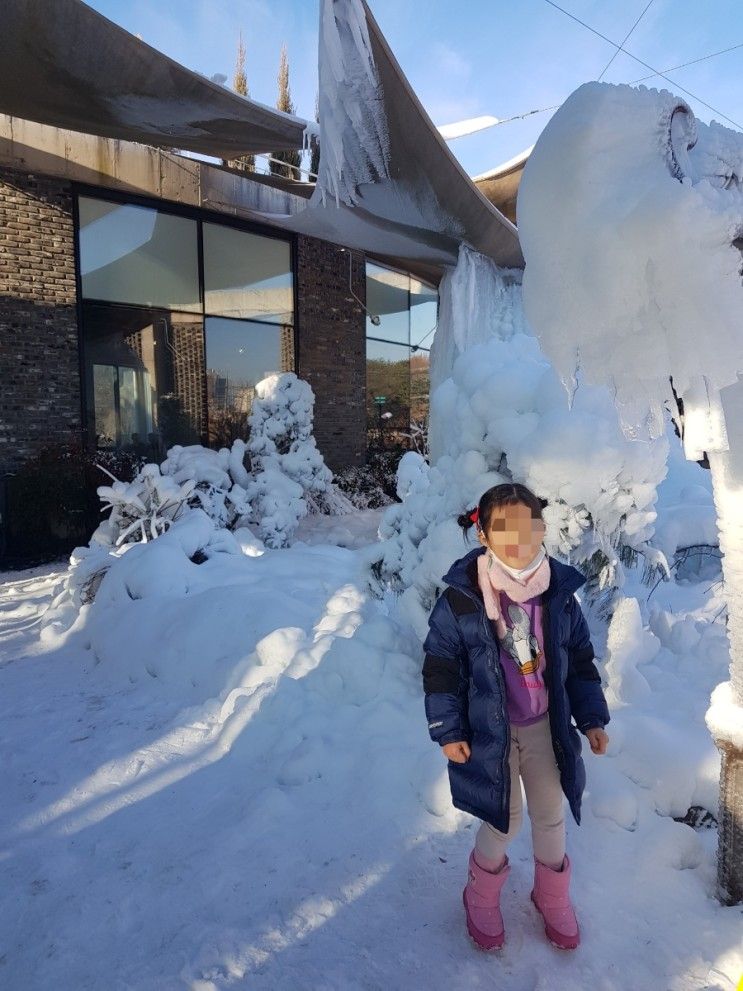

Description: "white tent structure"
0 0 521 281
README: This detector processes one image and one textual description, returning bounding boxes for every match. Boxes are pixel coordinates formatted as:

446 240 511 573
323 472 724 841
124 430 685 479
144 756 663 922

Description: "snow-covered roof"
471 146 534 184
471 147 534 226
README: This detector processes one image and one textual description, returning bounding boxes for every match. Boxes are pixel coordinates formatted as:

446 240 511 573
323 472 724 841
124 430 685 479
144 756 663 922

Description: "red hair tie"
469 507 479 525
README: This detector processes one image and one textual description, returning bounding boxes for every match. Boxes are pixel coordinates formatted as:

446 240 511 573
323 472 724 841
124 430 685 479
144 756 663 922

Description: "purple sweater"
493 589 549 726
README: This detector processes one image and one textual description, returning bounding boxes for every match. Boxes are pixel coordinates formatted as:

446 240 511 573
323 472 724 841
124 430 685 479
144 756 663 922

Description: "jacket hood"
441 546 587 600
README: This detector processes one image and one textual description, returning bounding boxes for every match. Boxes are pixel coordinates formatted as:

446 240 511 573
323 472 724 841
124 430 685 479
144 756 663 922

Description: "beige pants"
475 712 566 870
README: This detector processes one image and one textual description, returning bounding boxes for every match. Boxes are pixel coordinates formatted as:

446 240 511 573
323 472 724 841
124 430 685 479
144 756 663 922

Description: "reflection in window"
203 223 293 323
92 364 154 450
205 317 295 448
365 263 410 344
410 278 438 348
78 197 200 311
365 261 437 451
410 350 430 422
82 303 204 457
366 339 411 448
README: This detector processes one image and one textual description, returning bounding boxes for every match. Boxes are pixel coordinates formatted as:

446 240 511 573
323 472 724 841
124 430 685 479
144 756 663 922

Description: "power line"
628 42 743 84
597 0 655 81
542 0 743 130
470 43 743 137
492 105 558 125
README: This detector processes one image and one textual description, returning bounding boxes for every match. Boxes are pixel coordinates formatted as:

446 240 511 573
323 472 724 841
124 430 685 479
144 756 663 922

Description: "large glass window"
203 223 293 324
82 302 204 458
205 317 295 447
365 261 437 452
365 263 410 344
78 197 200 311
77 193 295 455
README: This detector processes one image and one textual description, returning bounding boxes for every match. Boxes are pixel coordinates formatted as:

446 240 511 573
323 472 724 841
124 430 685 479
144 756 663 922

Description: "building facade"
0 117 436 560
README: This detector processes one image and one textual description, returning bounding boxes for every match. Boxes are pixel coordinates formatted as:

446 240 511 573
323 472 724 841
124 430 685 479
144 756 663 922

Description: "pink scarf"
476 548 551 640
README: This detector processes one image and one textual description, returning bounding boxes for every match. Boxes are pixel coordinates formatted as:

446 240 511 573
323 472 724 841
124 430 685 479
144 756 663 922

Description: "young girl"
422 483 610 952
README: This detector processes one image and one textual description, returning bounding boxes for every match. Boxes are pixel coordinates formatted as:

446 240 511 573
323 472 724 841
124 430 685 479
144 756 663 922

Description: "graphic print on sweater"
501 602 542 679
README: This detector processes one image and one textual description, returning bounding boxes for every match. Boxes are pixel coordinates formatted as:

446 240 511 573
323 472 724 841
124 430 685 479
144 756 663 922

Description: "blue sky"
87 0 742 176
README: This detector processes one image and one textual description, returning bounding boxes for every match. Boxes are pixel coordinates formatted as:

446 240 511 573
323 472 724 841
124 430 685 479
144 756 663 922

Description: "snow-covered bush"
334 450 401 510
92 510 241 607
242 467 307 550
160 441 250 529
88 374 355 554
93 463 196 547
41 510 242 642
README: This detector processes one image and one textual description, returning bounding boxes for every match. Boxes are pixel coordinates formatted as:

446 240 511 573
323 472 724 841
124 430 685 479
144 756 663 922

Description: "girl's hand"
586 727 609 755
443 741 471 763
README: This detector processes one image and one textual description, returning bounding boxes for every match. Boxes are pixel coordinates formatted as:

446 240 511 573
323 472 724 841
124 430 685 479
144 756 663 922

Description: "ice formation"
518 81 743 448
518 83 743 880
429 244 524 431
313 0 390 209
375 245 670 637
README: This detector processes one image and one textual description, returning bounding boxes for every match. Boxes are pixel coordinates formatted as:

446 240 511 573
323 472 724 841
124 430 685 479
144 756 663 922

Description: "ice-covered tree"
244 372 354 547
374 246 669 641
518 81 743 905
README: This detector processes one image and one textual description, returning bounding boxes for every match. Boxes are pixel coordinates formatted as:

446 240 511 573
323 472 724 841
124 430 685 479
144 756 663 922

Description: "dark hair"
457 482 548 540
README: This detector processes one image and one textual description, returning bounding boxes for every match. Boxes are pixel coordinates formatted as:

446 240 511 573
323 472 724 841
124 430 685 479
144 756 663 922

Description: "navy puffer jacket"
422 546 610 833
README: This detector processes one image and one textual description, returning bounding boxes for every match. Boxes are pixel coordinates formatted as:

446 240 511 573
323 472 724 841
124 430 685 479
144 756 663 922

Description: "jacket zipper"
542 593 571 773
477 598 511 820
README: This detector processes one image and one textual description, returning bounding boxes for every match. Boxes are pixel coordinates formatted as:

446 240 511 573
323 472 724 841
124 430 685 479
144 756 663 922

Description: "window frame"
364 256 437 353
72 184 299 452
364 258 437 449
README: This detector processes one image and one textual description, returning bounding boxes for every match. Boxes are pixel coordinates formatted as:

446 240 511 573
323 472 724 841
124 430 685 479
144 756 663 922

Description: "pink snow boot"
530 853 580 949
462 850 511 950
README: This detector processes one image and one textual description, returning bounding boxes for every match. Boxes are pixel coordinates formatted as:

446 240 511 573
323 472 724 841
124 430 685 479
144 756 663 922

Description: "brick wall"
169 316 207 444
0 167 81 474
296 235 366 470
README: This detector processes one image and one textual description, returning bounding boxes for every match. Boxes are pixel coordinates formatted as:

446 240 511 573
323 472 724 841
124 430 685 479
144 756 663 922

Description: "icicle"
313 0 391 209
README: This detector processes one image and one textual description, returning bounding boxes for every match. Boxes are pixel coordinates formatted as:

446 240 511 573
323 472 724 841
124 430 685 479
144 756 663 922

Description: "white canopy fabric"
0 0 311 158
0 0 522 273
252 0 522 272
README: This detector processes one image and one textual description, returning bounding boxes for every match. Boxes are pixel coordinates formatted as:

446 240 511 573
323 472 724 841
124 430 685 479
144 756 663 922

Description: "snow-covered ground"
1 501 742 991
